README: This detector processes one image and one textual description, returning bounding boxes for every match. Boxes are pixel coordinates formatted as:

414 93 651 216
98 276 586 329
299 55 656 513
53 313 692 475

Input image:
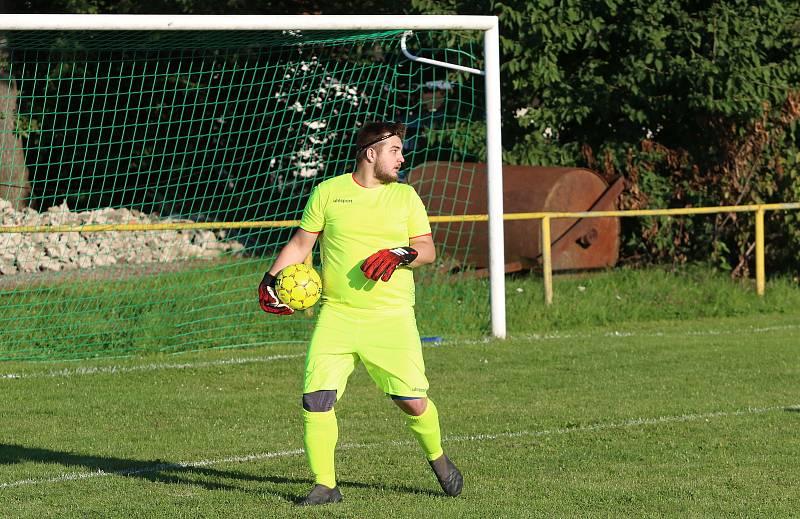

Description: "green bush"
12 0 800 274
413 0 800 274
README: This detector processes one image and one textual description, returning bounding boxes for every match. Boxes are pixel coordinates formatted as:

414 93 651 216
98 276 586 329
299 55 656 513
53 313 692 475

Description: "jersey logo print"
332 198 353 204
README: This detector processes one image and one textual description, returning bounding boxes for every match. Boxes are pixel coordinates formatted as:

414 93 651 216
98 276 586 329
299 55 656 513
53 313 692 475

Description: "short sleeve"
299 185 325 233
407 188 431 239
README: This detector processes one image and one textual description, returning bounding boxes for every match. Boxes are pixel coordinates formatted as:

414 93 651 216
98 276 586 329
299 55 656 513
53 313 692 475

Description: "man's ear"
365 147 377 163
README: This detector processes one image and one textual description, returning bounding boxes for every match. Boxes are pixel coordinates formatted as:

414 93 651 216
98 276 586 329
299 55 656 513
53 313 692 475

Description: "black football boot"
297 484 343 506
428 454 463 497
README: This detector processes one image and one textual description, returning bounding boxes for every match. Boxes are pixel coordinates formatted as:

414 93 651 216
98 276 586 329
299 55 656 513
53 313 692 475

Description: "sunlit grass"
1 311 798 516
1 260 798 360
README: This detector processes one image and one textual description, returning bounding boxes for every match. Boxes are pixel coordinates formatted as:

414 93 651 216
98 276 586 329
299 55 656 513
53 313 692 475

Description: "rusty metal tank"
407 162 623 272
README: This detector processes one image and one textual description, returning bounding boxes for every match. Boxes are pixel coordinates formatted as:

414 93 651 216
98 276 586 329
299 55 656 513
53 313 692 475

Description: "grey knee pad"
302 390 337 412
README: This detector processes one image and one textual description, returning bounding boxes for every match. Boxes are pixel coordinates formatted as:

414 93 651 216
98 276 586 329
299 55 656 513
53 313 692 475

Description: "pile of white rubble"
0 199 244 275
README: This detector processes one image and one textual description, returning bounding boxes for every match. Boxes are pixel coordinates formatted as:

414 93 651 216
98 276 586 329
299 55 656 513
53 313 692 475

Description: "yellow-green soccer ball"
275 263 323 310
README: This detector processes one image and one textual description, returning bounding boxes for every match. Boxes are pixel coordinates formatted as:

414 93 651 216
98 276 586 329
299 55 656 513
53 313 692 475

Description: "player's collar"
351 173 386 189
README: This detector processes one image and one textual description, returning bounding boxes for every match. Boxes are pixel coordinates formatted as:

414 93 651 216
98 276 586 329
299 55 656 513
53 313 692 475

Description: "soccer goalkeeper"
259 121 462 506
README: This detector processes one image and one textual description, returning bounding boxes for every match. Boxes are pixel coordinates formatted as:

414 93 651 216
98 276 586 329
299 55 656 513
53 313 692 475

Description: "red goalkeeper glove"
361 247 418 282
258 272 294 315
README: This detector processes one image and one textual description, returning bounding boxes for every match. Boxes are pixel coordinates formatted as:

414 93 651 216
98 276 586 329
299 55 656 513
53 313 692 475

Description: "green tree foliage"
413 0 800 274
10 0 800 273
13 0 401 15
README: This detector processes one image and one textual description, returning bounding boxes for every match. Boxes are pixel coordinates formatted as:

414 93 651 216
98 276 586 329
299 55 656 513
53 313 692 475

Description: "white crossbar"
0 14 497 31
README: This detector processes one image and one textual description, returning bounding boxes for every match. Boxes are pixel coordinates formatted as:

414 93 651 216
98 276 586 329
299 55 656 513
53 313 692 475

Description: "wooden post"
0 60 31 210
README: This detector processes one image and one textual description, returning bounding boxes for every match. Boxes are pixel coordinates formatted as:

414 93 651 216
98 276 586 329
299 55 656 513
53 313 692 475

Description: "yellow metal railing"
499 202 800 304
2 202 798 304
0 220 303 233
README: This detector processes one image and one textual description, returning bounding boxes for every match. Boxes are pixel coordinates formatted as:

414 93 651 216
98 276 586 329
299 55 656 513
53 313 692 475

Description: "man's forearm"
268 232 316 275
409 240 435 268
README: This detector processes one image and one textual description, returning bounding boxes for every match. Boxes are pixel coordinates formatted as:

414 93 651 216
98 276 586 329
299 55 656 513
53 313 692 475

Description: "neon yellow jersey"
299 173 431 309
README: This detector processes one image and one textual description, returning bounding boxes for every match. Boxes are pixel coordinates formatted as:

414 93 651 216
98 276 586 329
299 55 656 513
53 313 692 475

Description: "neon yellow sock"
405 398 444 461
303 409 338 488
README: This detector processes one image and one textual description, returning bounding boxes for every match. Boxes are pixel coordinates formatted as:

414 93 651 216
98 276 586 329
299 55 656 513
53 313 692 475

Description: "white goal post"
0 14 507 338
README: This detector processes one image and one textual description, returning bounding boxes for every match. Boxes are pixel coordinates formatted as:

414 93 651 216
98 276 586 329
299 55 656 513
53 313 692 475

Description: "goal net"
0 18 502 360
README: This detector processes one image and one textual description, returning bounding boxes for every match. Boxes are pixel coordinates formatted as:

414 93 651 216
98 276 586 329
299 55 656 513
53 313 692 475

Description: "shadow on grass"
0 444 439 502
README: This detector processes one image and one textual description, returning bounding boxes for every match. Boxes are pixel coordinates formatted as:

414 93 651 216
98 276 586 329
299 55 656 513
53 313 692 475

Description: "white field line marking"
0 353 304 380
2 404 796 490
445 323 800 346
3 321 796 379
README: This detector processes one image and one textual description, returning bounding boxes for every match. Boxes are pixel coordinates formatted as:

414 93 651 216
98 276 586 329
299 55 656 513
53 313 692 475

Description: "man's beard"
374 163 398 184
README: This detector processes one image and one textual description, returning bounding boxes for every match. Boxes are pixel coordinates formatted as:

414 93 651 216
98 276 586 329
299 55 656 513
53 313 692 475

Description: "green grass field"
2 258 799 361
2 269 799 517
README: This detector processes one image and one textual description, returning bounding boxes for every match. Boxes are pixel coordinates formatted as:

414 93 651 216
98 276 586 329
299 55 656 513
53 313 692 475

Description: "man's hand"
361 247 418 282
258 272 294 315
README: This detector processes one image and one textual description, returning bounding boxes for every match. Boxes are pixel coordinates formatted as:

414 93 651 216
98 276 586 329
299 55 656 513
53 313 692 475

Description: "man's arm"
259 229 319 315
267 229 319 275
408 234 435 267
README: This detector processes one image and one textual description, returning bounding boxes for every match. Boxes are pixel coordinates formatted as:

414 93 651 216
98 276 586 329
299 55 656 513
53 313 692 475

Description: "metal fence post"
542 216 553 305
755 207 765 296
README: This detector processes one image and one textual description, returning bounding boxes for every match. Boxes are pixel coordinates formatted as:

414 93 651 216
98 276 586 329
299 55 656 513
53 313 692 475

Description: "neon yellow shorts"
303 303 429 399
